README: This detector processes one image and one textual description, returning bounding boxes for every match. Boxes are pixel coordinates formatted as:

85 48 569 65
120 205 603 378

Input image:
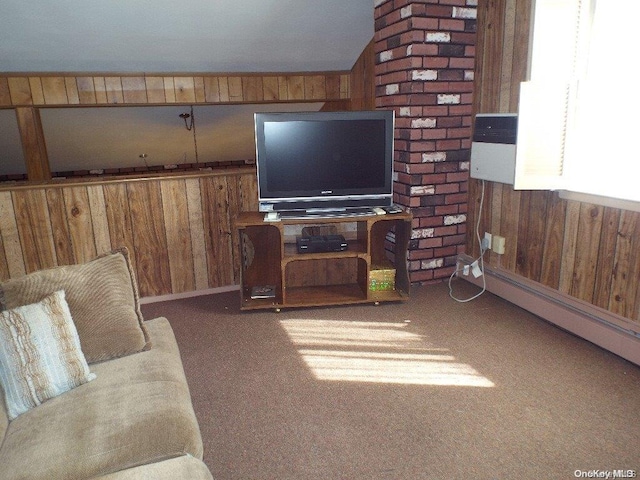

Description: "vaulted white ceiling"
0 1 374 73
0 1 374 176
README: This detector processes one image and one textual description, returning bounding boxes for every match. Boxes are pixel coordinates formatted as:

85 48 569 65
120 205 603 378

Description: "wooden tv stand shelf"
235 211 412 310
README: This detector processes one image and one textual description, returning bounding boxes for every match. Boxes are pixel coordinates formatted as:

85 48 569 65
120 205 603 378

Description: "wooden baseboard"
457 254 640 366
139 285 240 304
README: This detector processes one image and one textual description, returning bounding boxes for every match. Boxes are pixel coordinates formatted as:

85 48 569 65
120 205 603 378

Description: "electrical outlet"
471 260 483 278
493 235 506 254
482 232 492 250
457 258 473 277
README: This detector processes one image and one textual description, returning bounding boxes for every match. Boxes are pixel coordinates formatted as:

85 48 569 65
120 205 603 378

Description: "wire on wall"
448 179 487 302
179 106 200 164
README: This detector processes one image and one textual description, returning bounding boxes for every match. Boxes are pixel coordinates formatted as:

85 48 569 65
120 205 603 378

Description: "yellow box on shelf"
369 263 396 292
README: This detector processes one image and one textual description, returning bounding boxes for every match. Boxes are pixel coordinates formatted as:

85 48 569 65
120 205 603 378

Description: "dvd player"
296 235 348 253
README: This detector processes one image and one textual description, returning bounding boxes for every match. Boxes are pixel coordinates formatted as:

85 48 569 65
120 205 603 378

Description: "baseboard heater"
457 254 640 366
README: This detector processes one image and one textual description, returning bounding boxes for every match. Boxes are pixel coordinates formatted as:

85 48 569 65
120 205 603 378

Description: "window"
515 0 640 208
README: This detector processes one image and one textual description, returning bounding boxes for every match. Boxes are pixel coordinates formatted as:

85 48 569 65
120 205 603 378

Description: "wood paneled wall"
349 39 376 111
0 170 258 298
0 43 375 298
0 73 350 107
469 0 640 325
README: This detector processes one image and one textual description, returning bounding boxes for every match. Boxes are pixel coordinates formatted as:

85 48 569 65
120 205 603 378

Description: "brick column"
374 0 477 284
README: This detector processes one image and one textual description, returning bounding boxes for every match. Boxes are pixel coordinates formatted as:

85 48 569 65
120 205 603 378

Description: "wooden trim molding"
14 107 51 181
0 165 256 192
0 72 351 107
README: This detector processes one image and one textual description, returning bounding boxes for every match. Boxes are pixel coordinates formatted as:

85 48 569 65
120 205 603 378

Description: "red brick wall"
374 0 476 283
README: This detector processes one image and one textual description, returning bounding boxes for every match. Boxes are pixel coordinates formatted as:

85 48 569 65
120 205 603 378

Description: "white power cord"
448 179 487 302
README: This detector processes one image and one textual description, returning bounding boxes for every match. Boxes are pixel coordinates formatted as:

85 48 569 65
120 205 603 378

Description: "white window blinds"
515 0 640 206
514 0 589 191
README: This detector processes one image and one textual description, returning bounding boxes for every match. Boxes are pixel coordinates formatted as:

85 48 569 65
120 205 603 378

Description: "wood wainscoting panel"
62 186 98 264
609 210 640 319
44 187 75 267
200 175 235 288
185 177 210 291
229 173 259 283
160 179 196 294
86 185 112 256
0 191 26 278
102 182 137 269
557 200 581 295
592 207 622 310
224 176 243 285
539 192 566 290
126 180 172 296
570 202 605 303
11 189 57 274
0 169 259 298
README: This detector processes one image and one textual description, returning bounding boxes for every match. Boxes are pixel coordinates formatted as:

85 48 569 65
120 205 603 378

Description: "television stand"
235 210 412 310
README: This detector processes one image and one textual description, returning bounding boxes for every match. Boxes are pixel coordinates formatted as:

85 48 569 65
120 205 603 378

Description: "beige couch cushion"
96 455 213 480
0 290 95 419
0 318 203 480
0 248 150 363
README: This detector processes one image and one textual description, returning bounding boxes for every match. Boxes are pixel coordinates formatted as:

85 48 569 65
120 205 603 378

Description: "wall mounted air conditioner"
470 113 517 185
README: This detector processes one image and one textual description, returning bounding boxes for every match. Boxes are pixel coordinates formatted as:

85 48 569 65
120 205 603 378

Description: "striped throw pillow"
0 290 96 420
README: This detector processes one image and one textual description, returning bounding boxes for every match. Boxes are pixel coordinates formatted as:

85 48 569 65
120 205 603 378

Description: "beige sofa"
0 249 213 479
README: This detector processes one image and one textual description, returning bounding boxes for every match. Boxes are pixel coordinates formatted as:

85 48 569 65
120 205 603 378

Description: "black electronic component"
296 235 348 254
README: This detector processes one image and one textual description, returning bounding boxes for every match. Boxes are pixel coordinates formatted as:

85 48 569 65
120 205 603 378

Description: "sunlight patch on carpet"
280 320 495 387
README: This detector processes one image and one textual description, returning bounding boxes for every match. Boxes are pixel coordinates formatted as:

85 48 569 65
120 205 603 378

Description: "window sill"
559 190 640 213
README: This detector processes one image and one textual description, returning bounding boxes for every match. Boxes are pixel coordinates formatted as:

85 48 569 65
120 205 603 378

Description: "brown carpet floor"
141 280 640 480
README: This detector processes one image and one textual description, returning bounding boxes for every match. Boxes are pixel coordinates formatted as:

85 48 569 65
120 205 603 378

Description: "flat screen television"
254 110 395 216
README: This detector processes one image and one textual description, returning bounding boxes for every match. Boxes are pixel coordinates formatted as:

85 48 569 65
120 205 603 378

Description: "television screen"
254 110 395 215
